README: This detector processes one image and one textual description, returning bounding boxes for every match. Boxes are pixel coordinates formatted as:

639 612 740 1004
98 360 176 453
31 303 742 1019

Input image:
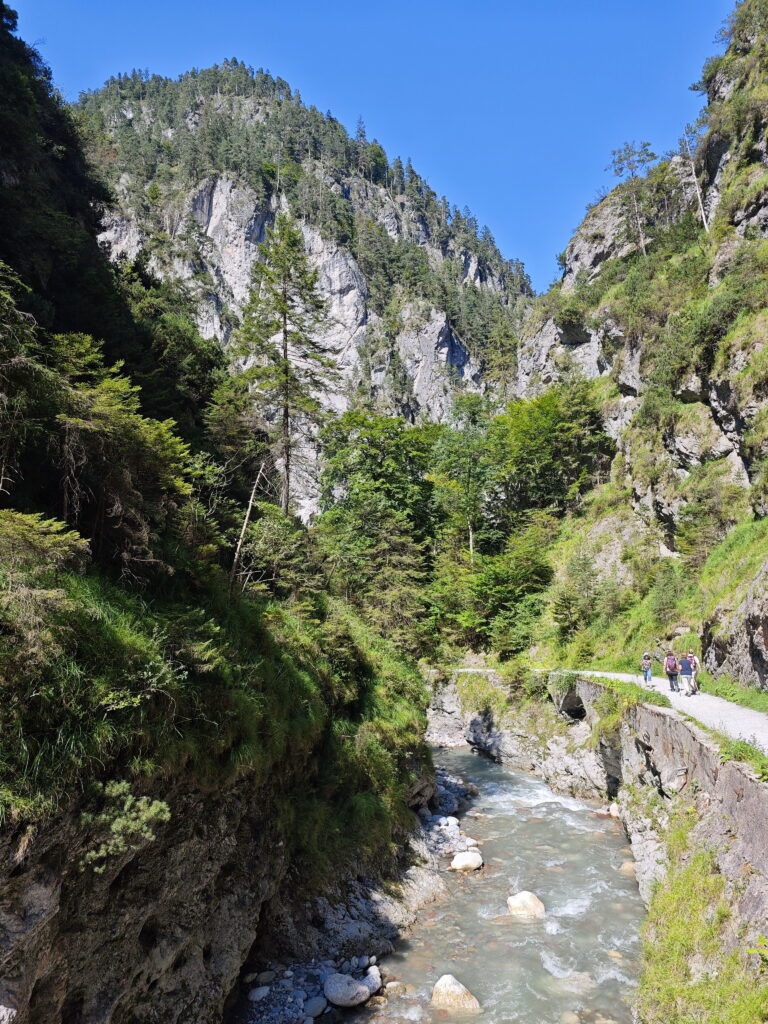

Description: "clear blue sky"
14 0 733 292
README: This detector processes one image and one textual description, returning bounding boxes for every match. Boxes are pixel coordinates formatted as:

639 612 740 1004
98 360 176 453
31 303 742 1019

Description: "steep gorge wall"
0 769 438 1024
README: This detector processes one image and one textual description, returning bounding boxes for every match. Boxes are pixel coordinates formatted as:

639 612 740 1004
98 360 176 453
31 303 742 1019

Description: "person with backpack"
664 650 679 692
688 650 701 692
679 653 695 696
640 652 653 685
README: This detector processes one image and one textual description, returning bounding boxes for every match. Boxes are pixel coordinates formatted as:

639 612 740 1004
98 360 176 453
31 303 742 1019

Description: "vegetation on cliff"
0 2 430 890
75 60 531 368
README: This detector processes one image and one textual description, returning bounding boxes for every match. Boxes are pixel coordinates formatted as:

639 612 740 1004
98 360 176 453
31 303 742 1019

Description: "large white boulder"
363 965 382 994
431 974 481 1012
324 966 381 1008
450 850 483 871
507 890 546 920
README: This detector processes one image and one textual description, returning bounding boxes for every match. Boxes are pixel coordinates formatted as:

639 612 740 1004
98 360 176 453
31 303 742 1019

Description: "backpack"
664 655 678 673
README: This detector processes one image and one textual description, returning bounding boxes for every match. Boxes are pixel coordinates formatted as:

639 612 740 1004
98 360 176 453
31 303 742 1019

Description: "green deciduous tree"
429 394 492 563
485 382 613 538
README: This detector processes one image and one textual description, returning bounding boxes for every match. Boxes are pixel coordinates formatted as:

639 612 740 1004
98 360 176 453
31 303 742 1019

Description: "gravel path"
449 665 768 756
571 669 768 755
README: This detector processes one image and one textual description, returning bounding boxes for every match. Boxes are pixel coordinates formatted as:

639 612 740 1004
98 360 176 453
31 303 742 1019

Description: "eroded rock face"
100 175 489 519
560 195 631 293
0 779 289 1024
515 317 612 397
703 554 768 689
430 974 481 1012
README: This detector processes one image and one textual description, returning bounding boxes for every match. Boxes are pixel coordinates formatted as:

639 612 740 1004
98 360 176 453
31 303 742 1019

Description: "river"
351 747 644 1024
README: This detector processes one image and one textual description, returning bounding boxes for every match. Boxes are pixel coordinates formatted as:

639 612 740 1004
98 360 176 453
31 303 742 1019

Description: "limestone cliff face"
100 174 487 428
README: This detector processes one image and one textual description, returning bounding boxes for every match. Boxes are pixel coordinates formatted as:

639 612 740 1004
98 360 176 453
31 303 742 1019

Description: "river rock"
450 850 483 871
324 974 372 1007
431 974 481 1012
248 986 270 1001
507 891 546 920
304 996 328 1017
256 969 275 985
560 1014 580 1024
385 981 407 996
563 971 596 993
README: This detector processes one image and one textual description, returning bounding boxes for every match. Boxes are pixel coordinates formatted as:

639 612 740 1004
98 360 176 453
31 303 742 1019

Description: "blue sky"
15 0 733 292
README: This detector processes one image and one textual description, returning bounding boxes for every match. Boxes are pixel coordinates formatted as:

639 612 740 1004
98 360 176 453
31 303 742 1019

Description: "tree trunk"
631 185 647 256
684 138 710 234
468 523 475 566
229 462 265 598
281 299 290 515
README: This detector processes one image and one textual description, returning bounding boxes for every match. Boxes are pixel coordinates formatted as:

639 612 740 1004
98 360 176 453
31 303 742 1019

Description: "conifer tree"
608 141 657 256
234 212 335 514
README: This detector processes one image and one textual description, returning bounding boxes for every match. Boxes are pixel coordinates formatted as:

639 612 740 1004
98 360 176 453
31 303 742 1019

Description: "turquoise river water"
352 747 645 1024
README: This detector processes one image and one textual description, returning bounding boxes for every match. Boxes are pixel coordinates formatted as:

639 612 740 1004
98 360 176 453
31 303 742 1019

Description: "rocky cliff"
511 6 768 687
0 765 447 1024
80 66 528 442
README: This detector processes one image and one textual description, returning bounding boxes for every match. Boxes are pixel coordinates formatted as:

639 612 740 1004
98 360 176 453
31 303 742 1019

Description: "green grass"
690 726 768 782
638 804 768 1024
0 529 430 883
454 670 511 721
702 674 768 715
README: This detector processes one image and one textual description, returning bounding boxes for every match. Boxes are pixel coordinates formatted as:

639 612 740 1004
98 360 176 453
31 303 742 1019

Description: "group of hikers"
640 649 702 696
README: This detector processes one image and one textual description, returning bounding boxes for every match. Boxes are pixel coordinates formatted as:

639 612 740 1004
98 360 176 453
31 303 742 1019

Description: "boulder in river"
507 890 546 920
619 860 636 877
385 981 407 996
324 966 381 1007
431 974 481 1012
450 850 483 871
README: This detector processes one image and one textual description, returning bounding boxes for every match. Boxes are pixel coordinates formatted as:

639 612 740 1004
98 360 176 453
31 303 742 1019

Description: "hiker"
679 652 695 696
688 650 701 692
640 651 653 684
664 650 679 692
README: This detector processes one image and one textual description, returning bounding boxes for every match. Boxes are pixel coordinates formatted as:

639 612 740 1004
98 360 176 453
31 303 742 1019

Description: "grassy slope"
517 2 768 706
0 524 429 883
639 804 768 1024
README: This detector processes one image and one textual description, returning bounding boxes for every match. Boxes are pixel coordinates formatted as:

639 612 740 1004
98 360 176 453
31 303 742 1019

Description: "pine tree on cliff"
608 141 657 256
234 213 336 516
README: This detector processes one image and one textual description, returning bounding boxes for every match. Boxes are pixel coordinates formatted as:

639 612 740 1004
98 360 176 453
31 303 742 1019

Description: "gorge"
2 0 768 1022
